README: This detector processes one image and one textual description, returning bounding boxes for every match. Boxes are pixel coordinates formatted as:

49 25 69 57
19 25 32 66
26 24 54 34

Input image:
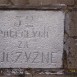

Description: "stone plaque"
0 11 65 68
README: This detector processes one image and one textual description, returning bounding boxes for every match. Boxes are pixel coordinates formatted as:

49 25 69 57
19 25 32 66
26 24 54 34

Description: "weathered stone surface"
0 0 74 7
29 0 74 6
74 0 77 6
33 74 77 77
0 0 8 5
0 11 64 68
65 11 77 37
66 38 77 69
0 74 77 77
11 0 29 6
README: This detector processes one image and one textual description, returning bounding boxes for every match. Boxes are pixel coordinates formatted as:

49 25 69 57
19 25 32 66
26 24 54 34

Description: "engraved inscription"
0 51 59 64
0 11 64 68
0 26 49 38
